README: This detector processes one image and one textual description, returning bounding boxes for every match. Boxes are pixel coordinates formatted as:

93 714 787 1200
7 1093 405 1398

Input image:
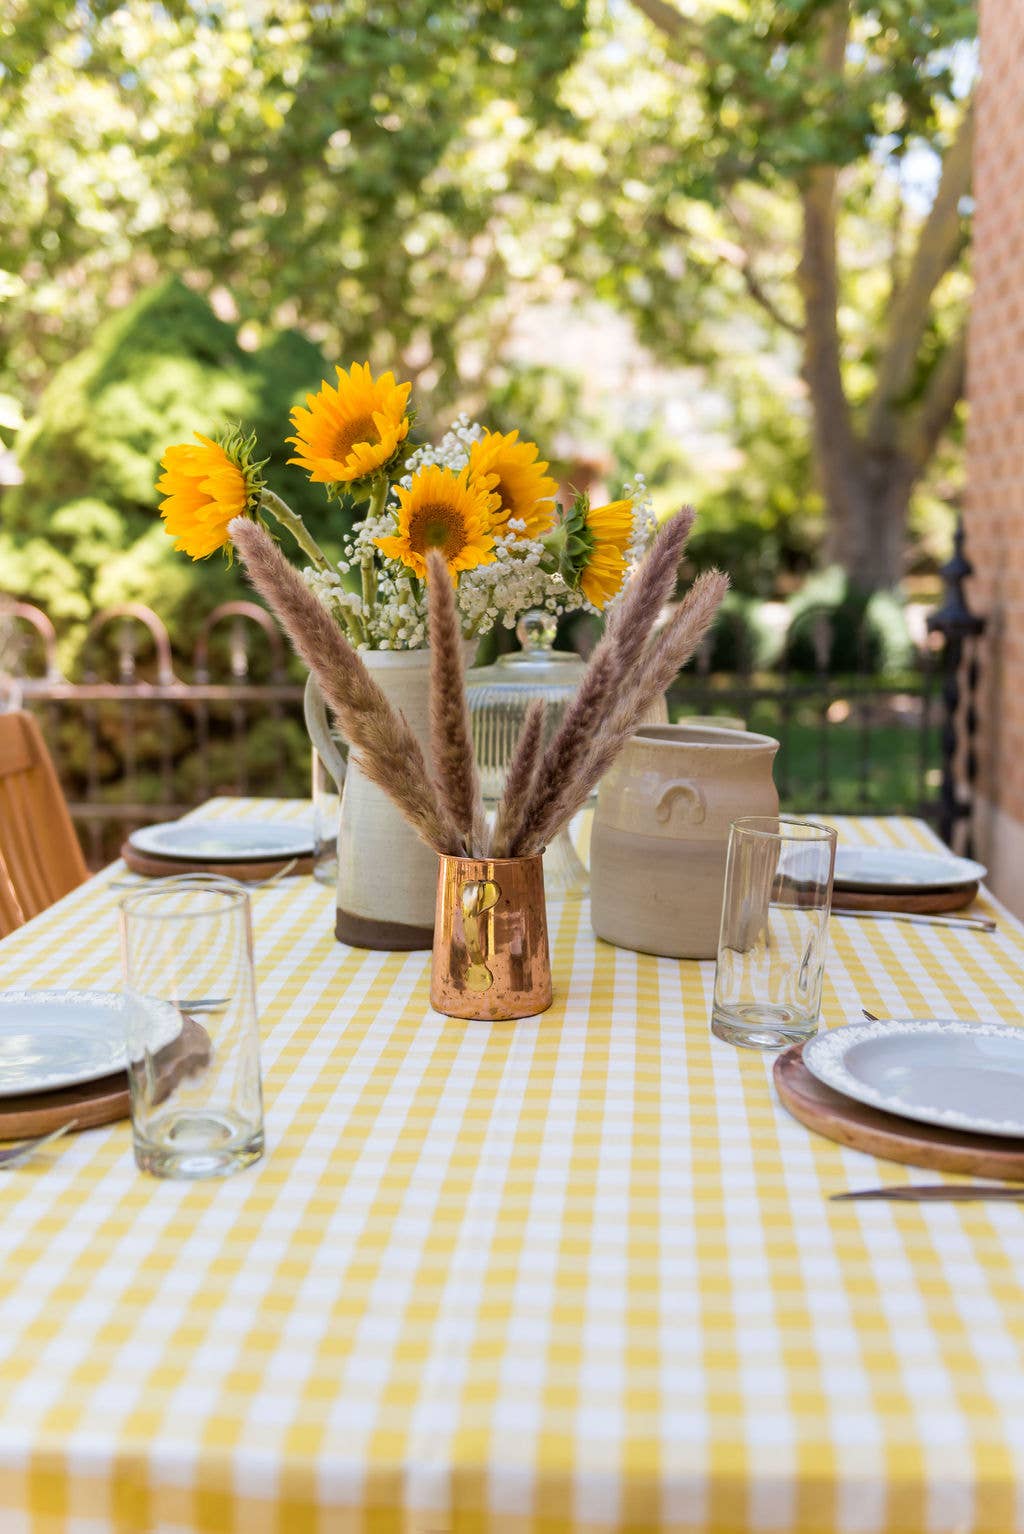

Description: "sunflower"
374 464 499 580
578 498 634 608
466 429 557 539
549 494 634 610
157 431 259 560
287 361 411 488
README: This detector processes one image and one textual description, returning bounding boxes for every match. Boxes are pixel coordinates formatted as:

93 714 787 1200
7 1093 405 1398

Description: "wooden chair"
0 711 88 939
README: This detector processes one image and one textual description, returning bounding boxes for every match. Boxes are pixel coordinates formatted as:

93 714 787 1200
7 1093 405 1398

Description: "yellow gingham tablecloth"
0 798 1023 1534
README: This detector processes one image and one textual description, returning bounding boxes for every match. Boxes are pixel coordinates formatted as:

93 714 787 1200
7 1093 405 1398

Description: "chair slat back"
0 713 88 938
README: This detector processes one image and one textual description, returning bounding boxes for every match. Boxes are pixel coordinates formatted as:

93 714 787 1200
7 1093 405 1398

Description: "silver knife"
832 907 996 934
832 1184 1024 1203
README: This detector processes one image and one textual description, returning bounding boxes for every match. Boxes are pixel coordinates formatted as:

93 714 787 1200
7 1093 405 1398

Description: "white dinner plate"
128 820 312 863
834 846 987 893
0 990 180 1097
803 1017 1024 1138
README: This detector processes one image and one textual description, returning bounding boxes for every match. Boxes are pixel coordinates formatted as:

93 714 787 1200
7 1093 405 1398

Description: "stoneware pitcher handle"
303 673 347 791
655 779 706 825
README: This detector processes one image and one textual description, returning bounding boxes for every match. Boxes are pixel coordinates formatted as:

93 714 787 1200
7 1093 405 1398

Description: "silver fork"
106 860 300 892
0 1122 77 1169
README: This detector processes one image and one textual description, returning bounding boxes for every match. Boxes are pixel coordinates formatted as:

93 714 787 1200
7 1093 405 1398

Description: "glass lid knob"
516 609 558 653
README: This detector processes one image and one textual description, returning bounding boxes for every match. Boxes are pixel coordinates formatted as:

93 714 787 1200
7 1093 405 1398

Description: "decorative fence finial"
926 516 987 853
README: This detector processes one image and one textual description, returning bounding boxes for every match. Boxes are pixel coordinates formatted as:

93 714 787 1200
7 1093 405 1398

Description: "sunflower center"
408 502 467 555
333 415 378 461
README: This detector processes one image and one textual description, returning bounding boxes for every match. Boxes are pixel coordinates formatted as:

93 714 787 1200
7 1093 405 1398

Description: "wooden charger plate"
0 1016 211 1140
774 1039 1024 1180
121 842 313 882
832 881 979 914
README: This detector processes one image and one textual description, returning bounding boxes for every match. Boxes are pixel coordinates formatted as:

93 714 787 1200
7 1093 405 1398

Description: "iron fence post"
926 517 986 853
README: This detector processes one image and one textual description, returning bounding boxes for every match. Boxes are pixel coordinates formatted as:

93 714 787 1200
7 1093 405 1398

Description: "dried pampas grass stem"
513 567 728 854
606 505 695 673
426 549 486 856
621 570 730 729
229 517 460 854
491 699 546 858
582 568 731 793
510 646 619 856
229 502 727 879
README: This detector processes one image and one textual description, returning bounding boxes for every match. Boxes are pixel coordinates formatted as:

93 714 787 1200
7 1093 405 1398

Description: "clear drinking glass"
119 882 265 1178
311 747 341 887
711 815 837 1050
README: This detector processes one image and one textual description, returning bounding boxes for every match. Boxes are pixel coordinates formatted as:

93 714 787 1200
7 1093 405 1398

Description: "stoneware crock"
590 723 780 960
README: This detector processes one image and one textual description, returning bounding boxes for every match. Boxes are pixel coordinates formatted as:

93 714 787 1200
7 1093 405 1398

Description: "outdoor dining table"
0 795 1022 1534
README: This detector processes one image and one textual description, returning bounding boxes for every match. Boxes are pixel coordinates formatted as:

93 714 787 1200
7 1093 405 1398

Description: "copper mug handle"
460 878 501 992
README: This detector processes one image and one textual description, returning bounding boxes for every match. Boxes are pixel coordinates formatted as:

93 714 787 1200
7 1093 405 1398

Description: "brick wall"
964 0 1024 912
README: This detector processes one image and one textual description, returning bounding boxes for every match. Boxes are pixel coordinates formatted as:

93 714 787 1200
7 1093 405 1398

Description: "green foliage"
680 373 824 596
784 567 914 673
699 591 779 673
0 0 587 405
0 0 974 612
3 277 334 662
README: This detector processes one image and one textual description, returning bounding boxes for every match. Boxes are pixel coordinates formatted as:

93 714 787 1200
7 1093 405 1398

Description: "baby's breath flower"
297 419 653 647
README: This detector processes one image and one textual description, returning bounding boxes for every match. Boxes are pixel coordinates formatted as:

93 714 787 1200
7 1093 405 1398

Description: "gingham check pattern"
0 799 1022 1533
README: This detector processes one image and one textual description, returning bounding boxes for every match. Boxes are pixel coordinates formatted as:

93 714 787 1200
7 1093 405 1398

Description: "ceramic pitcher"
304 650 442 950
590 723 780 960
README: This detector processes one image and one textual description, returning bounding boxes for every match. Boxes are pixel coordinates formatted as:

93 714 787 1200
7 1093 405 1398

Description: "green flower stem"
360 554 376 617
367 476 390 521
343 609 367 647
359 475 390 621
258 489 330 571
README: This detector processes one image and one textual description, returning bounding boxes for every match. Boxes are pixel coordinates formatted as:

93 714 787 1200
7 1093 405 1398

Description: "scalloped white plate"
834 846 986 893
803 1017 1024 1138
0 990 180 1097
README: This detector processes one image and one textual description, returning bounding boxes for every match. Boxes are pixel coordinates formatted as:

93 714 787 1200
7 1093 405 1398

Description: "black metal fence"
0 599 308 867
1 535 987 865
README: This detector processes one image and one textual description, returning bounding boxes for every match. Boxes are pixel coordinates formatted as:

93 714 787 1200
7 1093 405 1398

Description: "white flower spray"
302 416 655 650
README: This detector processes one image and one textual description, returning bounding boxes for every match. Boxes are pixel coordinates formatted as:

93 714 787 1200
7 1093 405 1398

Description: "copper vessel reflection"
431 853 552 1020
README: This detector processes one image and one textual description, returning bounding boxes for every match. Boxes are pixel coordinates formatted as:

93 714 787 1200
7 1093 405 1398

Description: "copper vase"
431 854 552 1021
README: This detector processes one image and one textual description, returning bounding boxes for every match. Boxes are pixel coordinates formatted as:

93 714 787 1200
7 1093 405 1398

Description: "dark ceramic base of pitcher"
336 906 434 951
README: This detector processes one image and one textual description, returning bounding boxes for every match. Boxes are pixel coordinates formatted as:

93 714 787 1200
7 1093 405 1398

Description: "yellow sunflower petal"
581 547 627 609
157 435 251 560
578 497 634 610
373 463 498 581
287 361 412 486
467 429 557 539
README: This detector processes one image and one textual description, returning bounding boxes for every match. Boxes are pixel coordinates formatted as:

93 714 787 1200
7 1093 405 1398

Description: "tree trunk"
822 450 917 590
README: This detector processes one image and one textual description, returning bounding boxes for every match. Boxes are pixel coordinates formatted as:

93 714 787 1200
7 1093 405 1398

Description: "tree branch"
739 260 803 335
866 98 974 446
905 322 967 469
720 199 803 335
629 0 695 43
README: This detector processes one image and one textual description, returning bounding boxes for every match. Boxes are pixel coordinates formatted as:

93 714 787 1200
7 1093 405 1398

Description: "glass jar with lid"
467 610 668 897
467 610 587 896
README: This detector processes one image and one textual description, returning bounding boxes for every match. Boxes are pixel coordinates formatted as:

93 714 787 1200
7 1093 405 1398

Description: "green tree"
1 278 332 649
2 0 972 596
0 0 586 404
398 0 971 590
548 0 974 589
